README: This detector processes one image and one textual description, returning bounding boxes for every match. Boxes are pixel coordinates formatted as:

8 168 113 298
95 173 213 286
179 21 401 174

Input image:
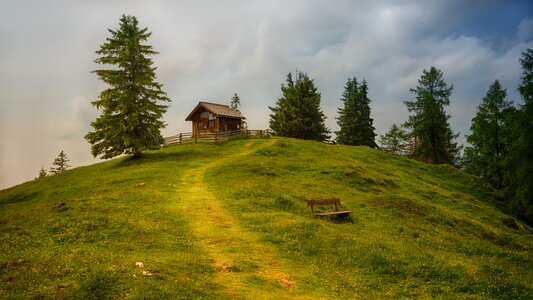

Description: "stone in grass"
135 183 145 188
134 262 144 268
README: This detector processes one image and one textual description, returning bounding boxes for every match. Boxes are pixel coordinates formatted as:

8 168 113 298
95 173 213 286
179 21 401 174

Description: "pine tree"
505 48 533 223
336 77 358 144
462 80 513 188
379 124 410 155
37 166 47 179
50 151 70 174
85 15 171 159
336 77 377 147
404 66 460 164
230 93 247 129
269 71 330 141
359 81 378 148
230 93 241 113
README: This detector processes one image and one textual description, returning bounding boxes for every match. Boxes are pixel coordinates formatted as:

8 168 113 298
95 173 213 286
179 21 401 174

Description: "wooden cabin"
185 101 245 136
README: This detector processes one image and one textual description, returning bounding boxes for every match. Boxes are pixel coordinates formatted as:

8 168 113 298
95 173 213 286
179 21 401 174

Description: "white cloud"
518 18 533 41
1 0 531 188
47 96 96 140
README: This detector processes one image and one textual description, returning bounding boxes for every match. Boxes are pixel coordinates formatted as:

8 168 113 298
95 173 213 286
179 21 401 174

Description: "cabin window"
198 111 210 129
208 120 214 128
209 113 215 120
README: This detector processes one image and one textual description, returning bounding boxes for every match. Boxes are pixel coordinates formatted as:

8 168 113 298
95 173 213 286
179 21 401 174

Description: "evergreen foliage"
230 93 247 129
230 93 241 114
85 15 170 159
38 166 47 179
404 66 460 164
462 80 513 188
269 71 330 141
336 77 377 147
379 124 410 155
50 150 70 174
505 48 533 223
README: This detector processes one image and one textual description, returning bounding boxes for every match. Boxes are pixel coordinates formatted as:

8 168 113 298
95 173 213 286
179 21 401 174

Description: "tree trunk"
132 151 143 160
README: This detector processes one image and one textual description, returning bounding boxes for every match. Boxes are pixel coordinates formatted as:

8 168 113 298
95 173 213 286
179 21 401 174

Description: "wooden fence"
164 129 271 146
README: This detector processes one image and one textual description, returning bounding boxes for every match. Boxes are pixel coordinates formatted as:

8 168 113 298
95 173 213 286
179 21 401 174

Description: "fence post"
179 133 183 144
215 132 218 144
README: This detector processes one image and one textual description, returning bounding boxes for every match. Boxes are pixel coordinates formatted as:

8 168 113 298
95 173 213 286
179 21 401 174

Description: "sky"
1 0 532 189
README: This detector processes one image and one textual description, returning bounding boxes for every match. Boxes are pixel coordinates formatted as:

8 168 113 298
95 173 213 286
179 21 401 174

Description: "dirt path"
175 140 308 299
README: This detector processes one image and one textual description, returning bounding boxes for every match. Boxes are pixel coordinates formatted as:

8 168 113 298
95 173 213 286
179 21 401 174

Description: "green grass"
1 137 532 299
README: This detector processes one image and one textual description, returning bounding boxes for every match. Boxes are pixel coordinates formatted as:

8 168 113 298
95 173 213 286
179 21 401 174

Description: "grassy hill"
1 137 532 299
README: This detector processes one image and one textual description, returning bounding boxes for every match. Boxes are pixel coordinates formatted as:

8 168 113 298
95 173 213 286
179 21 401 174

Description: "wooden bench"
306 198 351 217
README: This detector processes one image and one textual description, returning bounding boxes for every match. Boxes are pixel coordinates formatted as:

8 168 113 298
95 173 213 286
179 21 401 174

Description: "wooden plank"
164 129 268 146
306 198 340 206
315 211 351 217
306 198 351 217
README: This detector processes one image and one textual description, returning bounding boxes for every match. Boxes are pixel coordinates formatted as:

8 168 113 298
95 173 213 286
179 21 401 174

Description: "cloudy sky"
1 0 532 189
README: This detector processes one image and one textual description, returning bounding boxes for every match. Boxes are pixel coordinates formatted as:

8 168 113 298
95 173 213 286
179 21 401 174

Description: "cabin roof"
185 101 245 121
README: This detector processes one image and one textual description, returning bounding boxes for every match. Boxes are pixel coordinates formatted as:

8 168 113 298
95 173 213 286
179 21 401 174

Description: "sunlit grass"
206 138 533 299
1 137 532 299
1 143 231 299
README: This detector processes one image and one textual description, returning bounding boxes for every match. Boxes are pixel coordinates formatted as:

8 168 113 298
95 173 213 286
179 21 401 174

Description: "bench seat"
307 198 351 217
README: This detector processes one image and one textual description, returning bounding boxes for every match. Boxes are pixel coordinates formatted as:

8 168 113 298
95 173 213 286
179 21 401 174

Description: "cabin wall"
190 108 216 134
219 118 242 132
189 108 243 135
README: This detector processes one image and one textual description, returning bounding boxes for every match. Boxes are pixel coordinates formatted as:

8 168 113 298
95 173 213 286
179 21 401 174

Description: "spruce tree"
379 124 409 155
463 80 513 188
336 77 358 145
404 66 460 164
359 81 378 148
336 77 377 147
230 93 241 113
50 150 70 174
230 93 246 129
505 48 533 223
85 15 171 159
269 71 330 141
38 166 47 179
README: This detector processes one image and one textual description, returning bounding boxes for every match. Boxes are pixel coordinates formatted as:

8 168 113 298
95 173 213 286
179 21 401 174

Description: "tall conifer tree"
85 15 170 159
505 48 533 223
359 81 377 148
269 71 330 141
230 93 246 129
336 77 359 144
463 80 513 188
404 66 460 164
336 77 377 147
230 93 242 114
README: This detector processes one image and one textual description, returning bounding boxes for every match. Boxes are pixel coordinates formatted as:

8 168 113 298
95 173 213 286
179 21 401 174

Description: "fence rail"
164 129 271 146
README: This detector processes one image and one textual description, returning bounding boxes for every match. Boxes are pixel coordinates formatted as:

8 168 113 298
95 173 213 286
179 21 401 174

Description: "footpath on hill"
174 140 314 299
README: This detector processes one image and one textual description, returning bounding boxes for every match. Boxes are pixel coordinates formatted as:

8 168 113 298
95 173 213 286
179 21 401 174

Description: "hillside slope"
1 138 532 299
